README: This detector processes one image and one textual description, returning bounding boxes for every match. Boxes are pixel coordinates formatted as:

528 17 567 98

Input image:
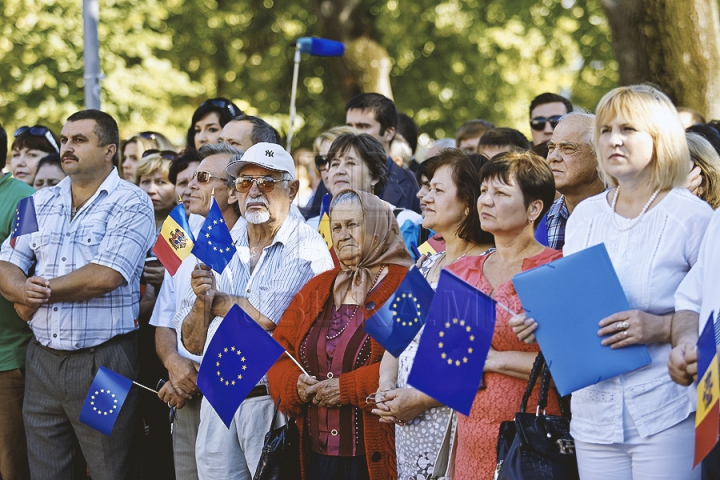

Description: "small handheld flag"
694 312 720 466
191 198 236 274
407 270 496 415
152 204 196 275
364 268 434 357
317 193 333 249
197 304 285 427
79 367 133 436
10 196 38 248
417 235 445 256
296 37 345 57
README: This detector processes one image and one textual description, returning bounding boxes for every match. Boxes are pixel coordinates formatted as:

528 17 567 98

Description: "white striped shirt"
0 169 155 350
172 212 333 359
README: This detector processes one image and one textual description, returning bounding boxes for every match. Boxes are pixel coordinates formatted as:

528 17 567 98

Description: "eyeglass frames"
200 98 240 118
142 149 178 161
314 154 329 172
234 175 286 193
14 125 60 153
192 170 226 184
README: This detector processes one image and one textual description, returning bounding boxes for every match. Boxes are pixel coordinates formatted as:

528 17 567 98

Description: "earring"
528 217 534 225
465 208 470 216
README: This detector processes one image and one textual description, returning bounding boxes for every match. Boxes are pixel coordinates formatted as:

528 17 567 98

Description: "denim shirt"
563 189 712 443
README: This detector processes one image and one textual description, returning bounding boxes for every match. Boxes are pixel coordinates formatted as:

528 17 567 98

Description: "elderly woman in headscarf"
268 189 414 480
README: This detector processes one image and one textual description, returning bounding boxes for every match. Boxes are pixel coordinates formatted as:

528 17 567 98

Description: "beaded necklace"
610 186 660 231
326 264 386 341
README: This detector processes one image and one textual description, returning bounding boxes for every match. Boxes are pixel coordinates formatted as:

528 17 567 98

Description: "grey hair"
330 190 361 211
198 142 243 186
558 111 596 154
229 114 282 145
431 138 457 149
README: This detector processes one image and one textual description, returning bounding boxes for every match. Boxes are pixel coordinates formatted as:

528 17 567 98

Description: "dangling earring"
465 207 470 216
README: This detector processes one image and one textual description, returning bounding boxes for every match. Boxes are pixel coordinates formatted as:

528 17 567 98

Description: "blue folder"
512 243 651 396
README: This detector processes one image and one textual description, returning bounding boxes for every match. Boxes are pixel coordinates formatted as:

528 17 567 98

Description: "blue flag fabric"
191 198 236 273
79 367 133 436
407 270 496 416
197 304 286 427
364 267 434 357
10 196 38 248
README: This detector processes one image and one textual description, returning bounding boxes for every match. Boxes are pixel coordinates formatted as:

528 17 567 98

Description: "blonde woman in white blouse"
557 86 713 479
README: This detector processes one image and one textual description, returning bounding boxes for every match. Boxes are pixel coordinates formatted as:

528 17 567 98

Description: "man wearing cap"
177 143 334 479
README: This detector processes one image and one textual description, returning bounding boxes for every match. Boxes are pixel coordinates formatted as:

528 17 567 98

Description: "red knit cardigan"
268 264 407 480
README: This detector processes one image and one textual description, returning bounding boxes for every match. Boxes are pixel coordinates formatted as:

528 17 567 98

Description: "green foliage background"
1 0 617 149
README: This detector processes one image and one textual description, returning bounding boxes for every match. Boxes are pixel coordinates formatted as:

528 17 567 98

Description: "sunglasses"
314 154 329 172
234 175 285 193
14 125 60 153
530 115 563 131
200 98 240 117
192 170 226 184
142 149 178 161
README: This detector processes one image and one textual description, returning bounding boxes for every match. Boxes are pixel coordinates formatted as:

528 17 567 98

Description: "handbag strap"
270 396 281 430
520 353 545 413
537 359 571 417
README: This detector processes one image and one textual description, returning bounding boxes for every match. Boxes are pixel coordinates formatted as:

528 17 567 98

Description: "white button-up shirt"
0 169 155 350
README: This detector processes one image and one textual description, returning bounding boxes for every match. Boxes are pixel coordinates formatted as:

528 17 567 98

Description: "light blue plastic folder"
512 243 651 396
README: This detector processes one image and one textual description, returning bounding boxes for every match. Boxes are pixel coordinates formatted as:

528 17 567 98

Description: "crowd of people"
1 85 720 480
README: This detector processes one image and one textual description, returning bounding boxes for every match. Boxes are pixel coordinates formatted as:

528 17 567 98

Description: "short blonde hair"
134 153 171 185
313 126 359 154
595 85 689 190
687 132 720 209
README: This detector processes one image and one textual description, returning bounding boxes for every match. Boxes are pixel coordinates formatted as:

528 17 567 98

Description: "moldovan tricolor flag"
694 312 720 467
152 204 195 276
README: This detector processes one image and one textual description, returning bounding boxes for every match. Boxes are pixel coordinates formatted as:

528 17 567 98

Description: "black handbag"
494 353 579 480
253 398 301 480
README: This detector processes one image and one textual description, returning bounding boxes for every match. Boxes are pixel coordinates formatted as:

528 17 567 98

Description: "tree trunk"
601 0 720 119
309 0 394 101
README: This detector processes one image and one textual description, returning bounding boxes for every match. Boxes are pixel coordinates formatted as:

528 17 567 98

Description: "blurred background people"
32 153 66 190
120 131 174 182
186 97 242 151
10 125 60 186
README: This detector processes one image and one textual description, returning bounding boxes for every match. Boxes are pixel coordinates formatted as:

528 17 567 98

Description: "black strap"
270 396 281 430
520 353 545 413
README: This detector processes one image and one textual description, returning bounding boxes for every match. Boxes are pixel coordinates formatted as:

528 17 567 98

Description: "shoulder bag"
253 398 301 480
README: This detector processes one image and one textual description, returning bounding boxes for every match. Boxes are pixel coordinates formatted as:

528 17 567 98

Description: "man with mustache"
0 110 156 479
177 142 333 479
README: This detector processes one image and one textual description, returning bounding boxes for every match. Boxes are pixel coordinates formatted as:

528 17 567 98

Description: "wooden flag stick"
132 381 158 394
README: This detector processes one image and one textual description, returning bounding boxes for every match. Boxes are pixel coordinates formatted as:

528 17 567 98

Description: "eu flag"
197 304 286 427
79 366 133 436
364 267 434 357
191 198 236 274
317 193 332 249
407 270 496 416
10 196 38 248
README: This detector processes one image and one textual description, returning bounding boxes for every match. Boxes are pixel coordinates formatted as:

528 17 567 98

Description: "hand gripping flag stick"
286 37 345 152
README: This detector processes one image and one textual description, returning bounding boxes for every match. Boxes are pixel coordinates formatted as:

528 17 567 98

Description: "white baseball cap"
226 142 296 179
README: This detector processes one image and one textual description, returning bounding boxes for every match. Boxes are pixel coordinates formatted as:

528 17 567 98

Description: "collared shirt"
546 196 569 250
0 169 155 350
564 188 712 443
173 212 334 358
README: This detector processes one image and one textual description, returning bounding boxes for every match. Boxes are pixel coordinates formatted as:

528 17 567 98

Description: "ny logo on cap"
265 150 274 157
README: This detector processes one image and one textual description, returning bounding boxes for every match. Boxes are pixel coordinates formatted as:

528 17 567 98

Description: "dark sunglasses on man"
14 125 60 153
142 149 178 161
530 115 563 132
192 170 226 184
234 175 286 193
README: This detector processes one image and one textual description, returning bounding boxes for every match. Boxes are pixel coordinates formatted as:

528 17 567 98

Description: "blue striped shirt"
0 169 155 350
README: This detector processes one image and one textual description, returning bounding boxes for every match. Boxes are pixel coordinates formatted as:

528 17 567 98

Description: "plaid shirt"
0 169 155 350
546 196 569 250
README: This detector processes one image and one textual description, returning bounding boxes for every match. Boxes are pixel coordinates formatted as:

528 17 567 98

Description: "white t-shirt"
563 188 712 443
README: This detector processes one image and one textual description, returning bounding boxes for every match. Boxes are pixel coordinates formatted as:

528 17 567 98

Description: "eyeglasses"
142 149 178 161
530 115 563 131
200 98 240 117
138 131 158 141
14 125 60 153
234 175 285 193
192 170 226 183
315 154 329 172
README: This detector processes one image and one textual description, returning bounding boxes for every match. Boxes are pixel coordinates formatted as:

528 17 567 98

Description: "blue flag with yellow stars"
364 267 434 357
197 304 286 427
191 198 236 274
79 366 133 436
10 196 38 248
407 270 496 416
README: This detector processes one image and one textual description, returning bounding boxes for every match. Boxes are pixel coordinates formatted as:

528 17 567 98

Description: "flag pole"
284 351 311 377
286 43 302 153
132 381 159 394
